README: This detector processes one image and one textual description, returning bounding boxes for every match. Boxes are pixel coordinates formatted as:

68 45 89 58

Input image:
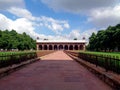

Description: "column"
36 44 39 50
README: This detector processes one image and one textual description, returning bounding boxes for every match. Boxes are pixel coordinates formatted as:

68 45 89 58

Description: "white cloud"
0 0 71 40
10 18 34 34
0 0 104 41
0 0 25 10
42 0 120 30
80 29 97 40
0 13 71 40
41 0 119 13
51 22 63 31
64 23 70 28
37 28 97 41
66 29 97 41
8 7 35 20
0 14 38 39
0 13 96 41
88 5 120 28
37 16 70 34
0 14 12 30
0 0 70 36
68 30 81 39
7 6 70 34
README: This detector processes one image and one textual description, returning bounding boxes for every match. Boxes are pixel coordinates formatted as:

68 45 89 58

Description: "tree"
0 30 36 50
88 33 97 51
87 23 120 52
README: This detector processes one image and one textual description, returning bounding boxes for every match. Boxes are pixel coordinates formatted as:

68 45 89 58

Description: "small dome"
82 37 85 40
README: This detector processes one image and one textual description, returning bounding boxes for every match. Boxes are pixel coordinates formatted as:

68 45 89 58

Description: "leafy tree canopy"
87 24 120 52
0 30 36 50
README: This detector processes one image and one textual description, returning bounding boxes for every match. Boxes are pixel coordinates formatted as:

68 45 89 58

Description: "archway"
80 45 83 50
49 45 52 50
74 45 78 50
64 45 68 50
69 45 73 50
44 45 48 50
59 45 63 50
39 45 42 50
54 45 58 50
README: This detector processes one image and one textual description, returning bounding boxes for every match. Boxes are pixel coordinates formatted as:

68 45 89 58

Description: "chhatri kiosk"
36 39 86 51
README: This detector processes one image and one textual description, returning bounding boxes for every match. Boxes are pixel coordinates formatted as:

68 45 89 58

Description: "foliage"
81 51 120 58
78 51 120 74
0 30 36 50
87 24 120 51
0 51 37 68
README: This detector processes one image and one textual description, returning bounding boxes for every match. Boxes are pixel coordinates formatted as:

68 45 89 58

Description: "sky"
0 0 120 41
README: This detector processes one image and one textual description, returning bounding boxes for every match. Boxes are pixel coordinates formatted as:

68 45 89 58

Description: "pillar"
36 44 39 50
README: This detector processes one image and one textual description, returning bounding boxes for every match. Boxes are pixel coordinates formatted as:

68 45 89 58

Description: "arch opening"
49 45 52 50
59 45 63 50
39 45 42 50
44 45 48 50
64 45 68 50
74 45 78 50
80 45 83 50
54 45 58 50
69 45 73 50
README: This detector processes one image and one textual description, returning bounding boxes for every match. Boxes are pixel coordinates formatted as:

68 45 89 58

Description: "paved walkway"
0 51 112 90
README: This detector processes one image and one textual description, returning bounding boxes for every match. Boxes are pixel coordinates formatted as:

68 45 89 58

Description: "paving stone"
0 51 112 90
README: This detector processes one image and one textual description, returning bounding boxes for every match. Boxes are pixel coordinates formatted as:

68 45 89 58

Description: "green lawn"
75 51 120 73
0 51 36 56
80 51 120 58
0 51 36 61
0 51 37 68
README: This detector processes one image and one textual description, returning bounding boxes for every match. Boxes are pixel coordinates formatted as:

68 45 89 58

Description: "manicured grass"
80 51 120 58
75 51 120 73
0 51 36 55
0 51 37 68
0 51 36 61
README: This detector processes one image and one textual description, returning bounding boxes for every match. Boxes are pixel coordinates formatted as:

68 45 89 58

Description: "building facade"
36 40 86 50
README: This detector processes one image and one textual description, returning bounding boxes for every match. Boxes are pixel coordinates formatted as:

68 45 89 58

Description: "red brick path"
0 51 112 90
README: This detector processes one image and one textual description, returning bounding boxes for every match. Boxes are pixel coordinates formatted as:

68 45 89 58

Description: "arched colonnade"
38 44 84 50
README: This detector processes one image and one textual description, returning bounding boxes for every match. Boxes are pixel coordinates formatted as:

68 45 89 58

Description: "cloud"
66 29 97 40
0 14 12 30
68 30 81 39
8 7 35 20
36 28 97 41
79 29 97 40
0 13 70 40
0 0 106 41
0 13 96 41
41 0 120 30
64 23 70 28
37 16 70 34
0 13 38 39
1 2 70 35
0 0 25 10
41 0 119 13
6 5 70 35
88 5 120 28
